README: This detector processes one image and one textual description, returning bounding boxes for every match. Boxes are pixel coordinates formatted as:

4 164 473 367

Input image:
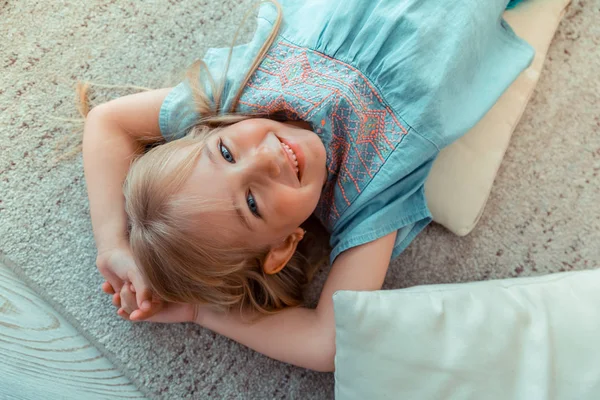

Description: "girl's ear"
263 228 306 275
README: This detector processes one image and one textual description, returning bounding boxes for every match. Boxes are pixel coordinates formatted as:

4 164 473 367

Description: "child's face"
180 118 327 249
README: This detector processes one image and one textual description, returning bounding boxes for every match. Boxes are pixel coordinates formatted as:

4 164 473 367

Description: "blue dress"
159 0 534 264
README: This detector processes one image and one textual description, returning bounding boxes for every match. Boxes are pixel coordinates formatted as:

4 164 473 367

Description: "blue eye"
219 139 234 163
247 192 260 217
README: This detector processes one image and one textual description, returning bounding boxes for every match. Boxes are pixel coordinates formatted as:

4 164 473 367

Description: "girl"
84 0 533 372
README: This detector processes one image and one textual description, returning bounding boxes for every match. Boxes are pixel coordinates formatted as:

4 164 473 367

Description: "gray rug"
1 0 598 399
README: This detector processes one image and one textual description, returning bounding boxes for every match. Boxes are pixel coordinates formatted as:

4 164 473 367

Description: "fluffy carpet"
1 0 598 398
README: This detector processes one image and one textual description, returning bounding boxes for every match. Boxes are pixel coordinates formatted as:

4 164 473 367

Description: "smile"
280 141 300 178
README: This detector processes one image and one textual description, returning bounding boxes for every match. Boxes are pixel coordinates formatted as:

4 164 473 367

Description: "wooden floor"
0 261 145 400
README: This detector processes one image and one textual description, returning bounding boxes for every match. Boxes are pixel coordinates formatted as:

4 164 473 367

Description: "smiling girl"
83 0 533 371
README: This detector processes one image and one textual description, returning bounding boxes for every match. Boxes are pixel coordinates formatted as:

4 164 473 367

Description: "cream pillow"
333 268 600 400
425 0 572 236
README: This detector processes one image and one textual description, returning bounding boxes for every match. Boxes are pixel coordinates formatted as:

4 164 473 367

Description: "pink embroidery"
237 40 409 231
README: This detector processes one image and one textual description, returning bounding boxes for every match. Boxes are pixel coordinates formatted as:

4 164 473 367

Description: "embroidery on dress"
238 40 408 231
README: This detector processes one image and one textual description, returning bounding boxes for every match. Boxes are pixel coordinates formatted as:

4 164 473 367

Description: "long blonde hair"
105 0 329 315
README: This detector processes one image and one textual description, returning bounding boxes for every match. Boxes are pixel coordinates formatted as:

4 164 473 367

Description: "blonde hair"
124 134 329 315
114 0 329 315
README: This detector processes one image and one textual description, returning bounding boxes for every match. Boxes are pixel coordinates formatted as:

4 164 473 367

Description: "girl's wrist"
95 230 130 255
95 235 131 274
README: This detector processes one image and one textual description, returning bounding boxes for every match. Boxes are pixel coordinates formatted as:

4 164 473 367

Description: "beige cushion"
425 0 572 236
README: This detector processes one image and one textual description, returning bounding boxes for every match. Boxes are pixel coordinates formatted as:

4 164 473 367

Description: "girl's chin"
283 120 313 132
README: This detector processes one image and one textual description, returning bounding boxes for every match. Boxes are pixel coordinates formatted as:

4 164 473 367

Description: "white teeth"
283 143 298 165
281 142 300 176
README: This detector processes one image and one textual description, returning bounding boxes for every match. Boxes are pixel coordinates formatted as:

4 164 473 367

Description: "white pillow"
333 269 600 400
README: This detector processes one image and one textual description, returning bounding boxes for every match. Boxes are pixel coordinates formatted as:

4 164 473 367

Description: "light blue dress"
159 0 534 264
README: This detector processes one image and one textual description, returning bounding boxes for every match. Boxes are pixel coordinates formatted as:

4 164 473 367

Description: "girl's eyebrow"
204 142 218 165
231 194 253 232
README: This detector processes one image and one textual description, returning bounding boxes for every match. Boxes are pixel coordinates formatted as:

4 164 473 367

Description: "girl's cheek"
273 193 297 215
274 188 314 220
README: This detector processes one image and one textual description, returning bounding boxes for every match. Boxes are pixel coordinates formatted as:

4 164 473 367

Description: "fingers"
129 309 151 321
129 300 164 321
111 291 136 322
102 281 115 295
105 271 159 323
98 265 124 294
128 272 153 311
129 310 143 321
138 291 153 312
117 308 131 321
119 284 138 315
112 292 121 307
128 283 153 312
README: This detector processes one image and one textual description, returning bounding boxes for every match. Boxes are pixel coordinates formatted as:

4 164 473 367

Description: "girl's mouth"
281 141 299 178
278 137 304 183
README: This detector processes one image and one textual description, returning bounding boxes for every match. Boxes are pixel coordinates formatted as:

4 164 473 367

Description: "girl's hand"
114 283 199 324
96 244 158 320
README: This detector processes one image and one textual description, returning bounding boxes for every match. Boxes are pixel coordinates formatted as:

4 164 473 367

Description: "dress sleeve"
328 130 439 264
158 81 196 142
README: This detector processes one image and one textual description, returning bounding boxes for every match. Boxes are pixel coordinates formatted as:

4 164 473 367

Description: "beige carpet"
1 0 598 398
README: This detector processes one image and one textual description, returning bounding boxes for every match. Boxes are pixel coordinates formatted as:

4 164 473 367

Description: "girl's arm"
82 88 171 305
195 231 398 372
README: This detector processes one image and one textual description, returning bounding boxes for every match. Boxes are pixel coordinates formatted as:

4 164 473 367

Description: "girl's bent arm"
82 88 171 254
195 231 398 372
83 88 173 311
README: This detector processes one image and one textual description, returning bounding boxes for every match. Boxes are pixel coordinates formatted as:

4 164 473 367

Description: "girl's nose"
249 145 281 179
